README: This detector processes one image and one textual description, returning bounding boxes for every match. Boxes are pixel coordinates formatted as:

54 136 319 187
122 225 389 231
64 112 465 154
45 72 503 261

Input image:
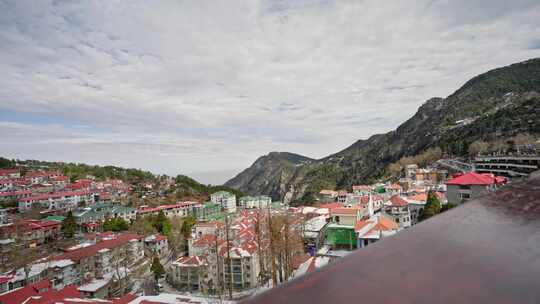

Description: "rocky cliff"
225 58 540 203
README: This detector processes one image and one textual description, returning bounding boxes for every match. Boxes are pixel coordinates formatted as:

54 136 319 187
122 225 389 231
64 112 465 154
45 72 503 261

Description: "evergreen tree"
103 217 129 232
419 191 442 221
180 215 197 238
150 256 165 281
62 211 77 238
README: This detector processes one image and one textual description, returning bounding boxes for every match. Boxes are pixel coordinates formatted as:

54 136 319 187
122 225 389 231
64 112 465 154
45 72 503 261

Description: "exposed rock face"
225 58 540 203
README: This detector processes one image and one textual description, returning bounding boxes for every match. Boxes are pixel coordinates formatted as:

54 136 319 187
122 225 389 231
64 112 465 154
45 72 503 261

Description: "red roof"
0 280 81 304
446 172 504 186
192 234 217 247
52 233 141 262
388 195 408 207
175 256 205 266
331 207 360 215
0 169 19 175
318 203 343 210
19 190 91 202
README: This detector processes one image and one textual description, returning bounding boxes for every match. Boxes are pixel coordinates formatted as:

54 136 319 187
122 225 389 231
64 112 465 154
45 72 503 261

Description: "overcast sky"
1 0 539 184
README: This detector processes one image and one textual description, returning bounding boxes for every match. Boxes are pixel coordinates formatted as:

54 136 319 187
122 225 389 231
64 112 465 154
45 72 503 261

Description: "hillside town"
2 145 537 304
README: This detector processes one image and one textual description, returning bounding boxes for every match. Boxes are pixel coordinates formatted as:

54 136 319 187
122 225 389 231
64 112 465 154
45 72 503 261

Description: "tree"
180 215 197 238
168 216 186 258
62 211 77 238
150 255 165 281
419 191 442 221
130 217 157 235
154 211 171 236
387 163 403 177
103 218 130 232
468 140 489 157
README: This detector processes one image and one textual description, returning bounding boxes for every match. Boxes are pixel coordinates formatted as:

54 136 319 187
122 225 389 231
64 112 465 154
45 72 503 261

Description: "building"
330 207 364 226
74 203 137 226
0 280 81 304
144 234 169 259
239 195 271 209
211 191 236 213
137 201 202 218
352 185 372 196
50 233 144 297
319 189 338 202
0 219 61 247
446 172 506 204
220 241 260 291
170 256 207 292
405 193 427 225
0 208 9 224
326 207 364 250
355 214 399 248
0 190 32 202
384 195 411 229
474 155 540 178
385 184 403 197
0 169 20 180
302 215 328 254
18 190 95 212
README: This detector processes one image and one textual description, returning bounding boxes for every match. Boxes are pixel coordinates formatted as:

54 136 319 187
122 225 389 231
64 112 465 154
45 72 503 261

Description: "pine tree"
62 211 77 238
419 191 442 221
150 256 165 281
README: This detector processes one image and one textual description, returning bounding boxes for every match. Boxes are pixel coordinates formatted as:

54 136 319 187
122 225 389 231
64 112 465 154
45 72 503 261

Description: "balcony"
245 172 540 304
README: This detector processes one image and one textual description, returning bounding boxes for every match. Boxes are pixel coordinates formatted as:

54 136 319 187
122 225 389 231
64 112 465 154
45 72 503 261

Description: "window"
460 193 471 199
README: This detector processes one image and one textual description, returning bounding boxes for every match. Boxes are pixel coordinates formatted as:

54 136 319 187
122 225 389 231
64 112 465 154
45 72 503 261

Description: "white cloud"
0 0 539 183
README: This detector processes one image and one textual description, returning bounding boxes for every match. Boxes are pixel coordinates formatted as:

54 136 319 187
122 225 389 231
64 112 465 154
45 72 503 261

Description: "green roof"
44 215 65 222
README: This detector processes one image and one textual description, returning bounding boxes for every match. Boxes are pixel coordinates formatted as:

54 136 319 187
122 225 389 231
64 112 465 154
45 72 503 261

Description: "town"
1 137 538 304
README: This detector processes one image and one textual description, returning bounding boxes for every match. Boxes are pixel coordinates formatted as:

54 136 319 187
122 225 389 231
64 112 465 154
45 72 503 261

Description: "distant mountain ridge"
225 58 540 203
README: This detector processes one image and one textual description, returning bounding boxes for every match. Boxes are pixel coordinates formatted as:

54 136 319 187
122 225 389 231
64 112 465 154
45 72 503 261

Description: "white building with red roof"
384 195 411 228
17 190 95 212
0 169 20 180
355 214 399 248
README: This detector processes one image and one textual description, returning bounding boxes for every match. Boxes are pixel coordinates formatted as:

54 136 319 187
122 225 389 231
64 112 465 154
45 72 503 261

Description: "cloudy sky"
1 0 539 184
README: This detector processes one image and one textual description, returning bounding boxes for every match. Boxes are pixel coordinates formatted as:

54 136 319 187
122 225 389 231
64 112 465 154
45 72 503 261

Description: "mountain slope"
225 58 540 203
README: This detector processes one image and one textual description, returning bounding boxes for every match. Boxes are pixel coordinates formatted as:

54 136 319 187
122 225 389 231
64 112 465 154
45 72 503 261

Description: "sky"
1 0 539 184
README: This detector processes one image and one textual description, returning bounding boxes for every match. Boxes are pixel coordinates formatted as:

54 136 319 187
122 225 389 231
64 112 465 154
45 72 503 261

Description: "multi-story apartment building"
211 191 236 213
144 234 169 259
50 233 144 297
18 190 95 212
384 195 411 229
0 219 61 247
170 256 208 292
239 195 271 209
0 169 20 180
137 201 202 218
74 203 137 226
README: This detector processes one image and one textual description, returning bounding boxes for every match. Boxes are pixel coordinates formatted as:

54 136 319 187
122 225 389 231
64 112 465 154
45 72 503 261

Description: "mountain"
225 58 540 204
